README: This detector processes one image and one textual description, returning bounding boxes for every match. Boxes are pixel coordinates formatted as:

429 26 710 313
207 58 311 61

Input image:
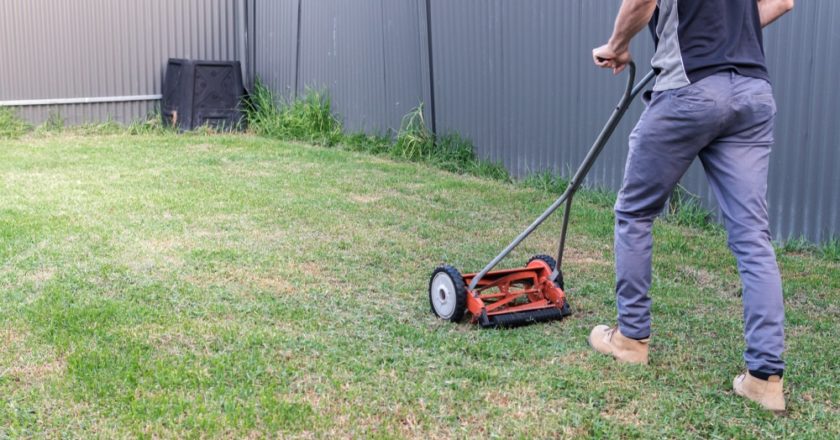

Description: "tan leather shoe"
588 325 649 365
733 372 786 413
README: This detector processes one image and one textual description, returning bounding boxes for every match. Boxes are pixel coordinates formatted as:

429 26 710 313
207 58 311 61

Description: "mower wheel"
429 265 467 322
527 254 565 290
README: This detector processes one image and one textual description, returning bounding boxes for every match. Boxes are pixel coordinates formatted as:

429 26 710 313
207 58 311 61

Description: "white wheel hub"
430 272 457 319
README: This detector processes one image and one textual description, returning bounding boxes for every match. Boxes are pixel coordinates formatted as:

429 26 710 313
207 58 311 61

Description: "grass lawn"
0 132 837 438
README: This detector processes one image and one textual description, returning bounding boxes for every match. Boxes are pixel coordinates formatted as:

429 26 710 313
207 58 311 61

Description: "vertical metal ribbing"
236 0 249 87
0 0 238 124
424 0 437 133
294 0 303 99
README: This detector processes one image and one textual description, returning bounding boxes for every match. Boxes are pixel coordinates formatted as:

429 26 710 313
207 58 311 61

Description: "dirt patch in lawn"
185 266 295 296
677 265 740 294
563 244 610 267
6 358 67 383
21 267 56 286
350 194 383 204
186 143 214 153
1 327 66 384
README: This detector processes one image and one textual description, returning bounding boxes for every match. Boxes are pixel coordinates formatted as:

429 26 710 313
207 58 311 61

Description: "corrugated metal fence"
252 0 839 243
254 0 431 133
1 1 837 242
0 0 245 124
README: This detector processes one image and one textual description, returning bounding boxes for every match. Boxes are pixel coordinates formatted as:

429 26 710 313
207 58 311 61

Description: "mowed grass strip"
0 133 837 438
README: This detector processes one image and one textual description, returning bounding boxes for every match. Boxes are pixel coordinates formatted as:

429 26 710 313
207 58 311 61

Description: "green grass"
778 236 840 263
665 185 716 230
0 131 837 438
0 108 31 139
244 82 344 147
33 111 66 134
244 80 510 182
821 238 840 262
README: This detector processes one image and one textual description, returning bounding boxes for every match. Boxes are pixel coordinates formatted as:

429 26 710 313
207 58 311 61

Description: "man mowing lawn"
589 0 795 412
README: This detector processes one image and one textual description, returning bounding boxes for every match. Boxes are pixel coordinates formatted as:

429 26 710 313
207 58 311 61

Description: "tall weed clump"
522 171 570 194
244 80 509 181
127 110 172 135
0 108 32 139
245 81 342 146
392 106 509 181
821 238 840 262
779 236 840 262
666 185 715 230
392 106 436 161
38 111 65 133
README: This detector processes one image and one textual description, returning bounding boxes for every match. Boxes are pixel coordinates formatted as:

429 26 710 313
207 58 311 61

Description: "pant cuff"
618 323 650 340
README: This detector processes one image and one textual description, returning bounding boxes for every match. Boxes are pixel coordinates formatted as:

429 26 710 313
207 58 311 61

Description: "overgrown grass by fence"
0 108 31 139
243 81 510 182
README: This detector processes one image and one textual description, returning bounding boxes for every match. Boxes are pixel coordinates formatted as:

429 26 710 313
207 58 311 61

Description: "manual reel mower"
429 62 655 328
430 255 570 328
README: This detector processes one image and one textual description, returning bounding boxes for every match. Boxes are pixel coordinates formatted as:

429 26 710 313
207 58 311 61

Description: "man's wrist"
607 38 629 55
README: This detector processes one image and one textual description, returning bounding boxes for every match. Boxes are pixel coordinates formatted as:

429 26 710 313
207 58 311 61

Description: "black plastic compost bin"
162 59 246 131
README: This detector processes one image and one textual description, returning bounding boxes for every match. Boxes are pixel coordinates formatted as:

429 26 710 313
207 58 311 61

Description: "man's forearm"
607 0 658 52
757 0 794 27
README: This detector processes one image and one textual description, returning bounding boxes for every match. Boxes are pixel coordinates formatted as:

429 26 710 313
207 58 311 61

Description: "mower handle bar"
467 62 656 291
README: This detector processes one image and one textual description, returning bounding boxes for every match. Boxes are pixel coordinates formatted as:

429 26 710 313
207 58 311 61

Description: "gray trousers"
615 71 785 372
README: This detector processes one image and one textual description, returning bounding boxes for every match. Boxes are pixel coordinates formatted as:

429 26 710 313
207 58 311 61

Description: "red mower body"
463 258 569 327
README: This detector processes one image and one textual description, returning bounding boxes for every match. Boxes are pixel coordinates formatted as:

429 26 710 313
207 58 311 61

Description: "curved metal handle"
466 62 655 292
623 61 637 104
620 61 657 109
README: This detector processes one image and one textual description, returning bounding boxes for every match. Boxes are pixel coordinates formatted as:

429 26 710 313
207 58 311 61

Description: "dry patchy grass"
0 133 837 438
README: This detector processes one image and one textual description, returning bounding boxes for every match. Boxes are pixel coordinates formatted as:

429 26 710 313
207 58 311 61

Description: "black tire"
527 254 565 290
428 265 468 322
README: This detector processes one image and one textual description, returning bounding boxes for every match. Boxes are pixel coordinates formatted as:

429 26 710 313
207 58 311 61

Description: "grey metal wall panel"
430 0 653 190
0 0 242 125
428 0 505 158
254 0 299 99
415 0 435 131
9 102 156 128
382 0 430 130
268 0 427 133
765 0 839 242
297 0 387 132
